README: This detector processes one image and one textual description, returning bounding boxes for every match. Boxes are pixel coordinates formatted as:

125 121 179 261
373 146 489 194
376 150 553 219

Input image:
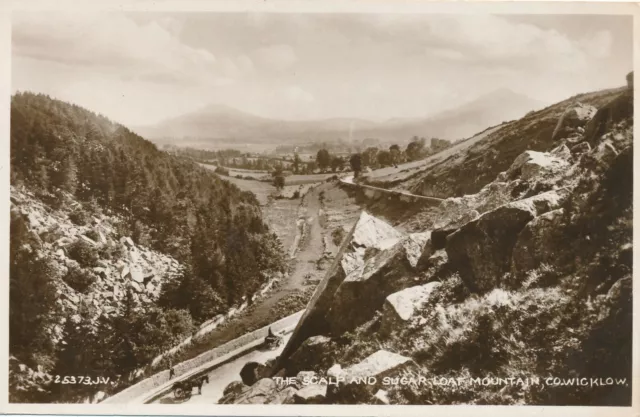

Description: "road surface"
151 334 293 404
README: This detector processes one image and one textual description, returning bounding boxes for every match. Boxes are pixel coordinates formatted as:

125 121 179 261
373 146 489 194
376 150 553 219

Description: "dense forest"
9 92 287 401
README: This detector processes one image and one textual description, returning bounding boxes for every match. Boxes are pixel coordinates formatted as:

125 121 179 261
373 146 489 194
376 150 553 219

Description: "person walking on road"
169 360 175 380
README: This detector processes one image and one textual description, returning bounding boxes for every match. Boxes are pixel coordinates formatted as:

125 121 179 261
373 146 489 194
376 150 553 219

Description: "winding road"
104 162 446 405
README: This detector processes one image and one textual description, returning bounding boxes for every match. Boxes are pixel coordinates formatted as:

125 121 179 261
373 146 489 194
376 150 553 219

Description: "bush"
67 240 99 268
215 166 229 176
84 229 100 242
292 190 300 199
331 227 346 246
63 264 96 293
68 210 90 226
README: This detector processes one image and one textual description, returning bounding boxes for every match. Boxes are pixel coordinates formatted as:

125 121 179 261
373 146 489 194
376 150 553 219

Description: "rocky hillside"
218 75 633 405
368 86 627 201
9 93 287 403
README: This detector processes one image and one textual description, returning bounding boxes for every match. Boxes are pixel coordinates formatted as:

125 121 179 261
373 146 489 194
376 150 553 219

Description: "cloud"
253 44 297 71
419 15 591 72
284 85 314 103
11 12 249 87
581 30 613 59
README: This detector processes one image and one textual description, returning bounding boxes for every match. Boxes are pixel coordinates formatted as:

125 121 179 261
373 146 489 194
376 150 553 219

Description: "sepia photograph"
3 1 637 414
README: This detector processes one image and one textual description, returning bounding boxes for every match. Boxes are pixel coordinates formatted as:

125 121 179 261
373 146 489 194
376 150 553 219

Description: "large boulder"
511 208 565 281
270 386 298 404
293 384 327 404
326 233 431 335
327 350 412 404
584 90 633 145
341 211 404 275
446 190 568 293
275 212 403 371
551 102 597 140
506 150 569 181
380 282 441 336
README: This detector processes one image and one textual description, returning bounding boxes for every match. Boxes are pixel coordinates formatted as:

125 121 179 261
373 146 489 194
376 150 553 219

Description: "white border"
0 1 638 416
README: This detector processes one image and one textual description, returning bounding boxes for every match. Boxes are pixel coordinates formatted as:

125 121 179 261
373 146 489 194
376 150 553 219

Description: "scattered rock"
570 141 591 155
129 266 145 283
80 235 97 246
293 384 327 404
327 350 412 404
552 102 597 140
270 386 297 404
374 389 390 405
220 378 278 404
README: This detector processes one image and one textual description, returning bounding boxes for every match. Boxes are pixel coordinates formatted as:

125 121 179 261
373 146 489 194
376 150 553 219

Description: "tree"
9 212 59 366
272 166 285 190
406 137 427 161
389 144 402 165
273 175 285 190
377 150 392 167
361 147 379 168
292 153 301 174
316 149 331 171
331 156 344 172
349 154 362 178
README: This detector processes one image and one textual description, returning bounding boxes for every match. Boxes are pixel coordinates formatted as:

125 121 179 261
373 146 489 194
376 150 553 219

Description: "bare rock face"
380 282 441 336
511 208 565 281
219 378 278 404
327 350 412 404
326 233 431 335
446 190 568 293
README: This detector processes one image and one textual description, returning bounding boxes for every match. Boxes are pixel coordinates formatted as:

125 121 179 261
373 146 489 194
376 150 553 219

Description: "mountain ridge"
134 89 547 146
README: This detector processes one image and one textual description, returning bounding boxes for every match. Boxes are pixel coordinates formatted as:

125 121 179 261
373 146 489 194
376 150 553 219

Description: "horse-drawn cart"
171 375 209 400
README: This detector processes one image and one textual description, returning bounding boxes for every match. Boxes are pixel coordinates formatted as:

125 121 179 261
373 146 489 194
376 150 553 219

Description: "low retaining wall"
102 309 304 404
339 179 443 205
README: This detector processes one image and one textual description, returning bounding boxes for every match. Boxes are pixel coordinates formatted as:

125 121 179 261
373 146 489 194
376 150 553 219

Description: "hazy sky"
12 12 633 126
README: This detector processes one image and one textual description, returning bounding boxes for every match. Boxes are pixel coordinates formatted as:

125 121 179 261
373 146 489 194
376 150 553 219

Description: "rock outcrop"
446 189 569 292
380 282 441 336
274 211 403 371
325 232 432 334
10 187 183 341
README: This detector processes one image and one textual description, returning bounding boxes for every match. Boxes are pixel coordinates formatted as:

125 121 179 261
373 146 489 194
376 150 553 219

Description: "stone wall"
102 310 304 404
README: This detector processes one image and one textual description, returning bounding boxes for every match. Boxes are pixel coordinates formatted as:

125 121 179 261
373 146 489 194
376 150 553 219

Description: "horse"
193 375 209 395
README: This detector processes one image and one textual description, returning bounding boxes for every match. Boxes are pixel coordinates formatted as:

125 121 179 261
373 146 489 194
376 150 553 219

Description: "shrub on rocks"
240 361 269 386
63 264 96 294
67 240 99 268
